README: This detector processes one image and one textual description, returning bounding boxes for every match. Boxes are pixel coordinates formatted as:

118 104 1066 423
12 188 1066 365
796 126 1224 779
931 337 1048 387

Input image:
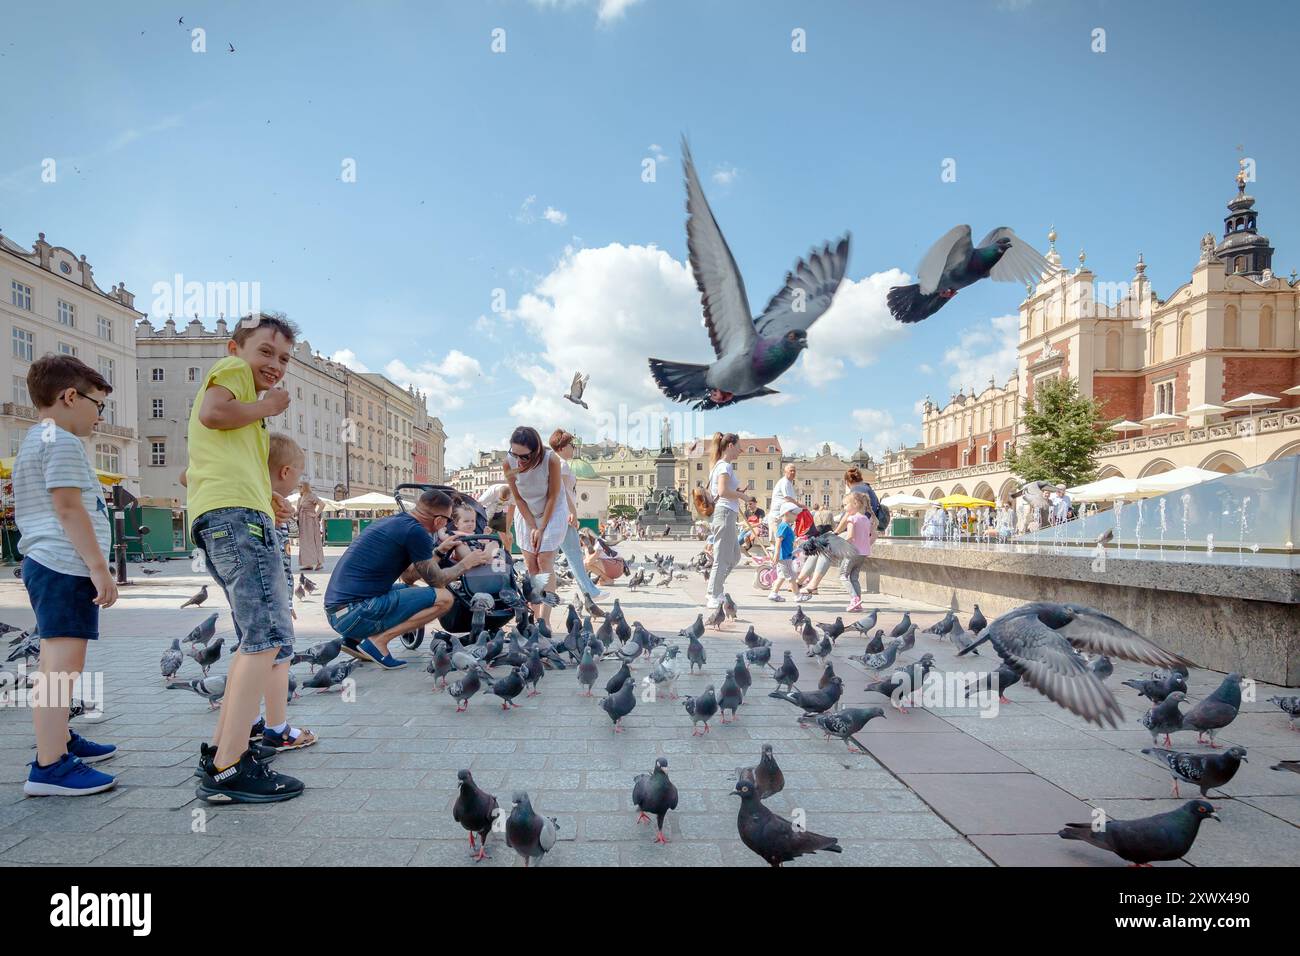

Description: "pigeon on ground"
687 632 707 673
5 632 39 664
522 648 547 697
600 677 637 733
299 574 318 594
717 670 744 724
892 654 936 713
817 661 836 690
958 603 1192 729
448 666 484 713
1122 672 1187 703
769 651 798 693
1141 691 1187 746
946 620 979 656
683 686 718 735
1141 746 1247 797
295 584 307 601
605 661 632 696
656 571 672 587
182 612 219 646
180 585 209 609
484 667 526 710
847 609 878 635
1090 655 1113 681
582 592 606 620
769 677 844 720
628 568 645 589
139 566 160 576
705 603 726 631
1058 800 1219 866
187 636 224 677
577 647 599 696
733 778 842 867
427 641 455 689
800 619 818 657
964 665 1021 704
286 672 298 702
855 639 902 674
648 139 850 410
732 653 752 698
1183 673 1242 748
679 614 704 642
863 629 885 655
1267 695 1300 731
887 225 1050 325
816 617 846 643
453 769 499 862
648 646 682 699
563 371 589 409
925 611 955 636
721 592 738 622
505 792 558 867
166 675 227 708
737 744 784 800
745 643 772 667
897 623 917 654
815 706 886 753
890 613 912 638
160 639 184 680
790 605 808 632
291 637 342 670
812 634 833 665
299 658 358 693
968 604 987 635
632 757 679 844
742 625 768 649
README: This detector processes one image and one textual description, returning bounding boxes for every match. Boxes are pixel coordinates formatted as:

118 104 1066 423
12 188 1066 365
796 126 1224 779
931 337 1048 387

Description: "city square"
0 0 1296 925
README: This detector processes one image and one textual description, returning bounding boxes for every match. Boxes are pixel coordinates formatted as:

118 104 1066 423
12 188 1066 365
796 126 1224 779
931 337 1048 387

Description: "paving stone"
902 772 1092 835
3 833 126 864
90 835 223 866
201 839 319 866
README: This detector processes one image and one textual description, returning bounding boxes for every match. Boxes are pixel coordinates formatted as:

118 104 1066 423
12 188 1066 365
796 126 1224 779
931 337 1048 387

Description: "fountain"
1181 492 1192 562
1158 497 1167 561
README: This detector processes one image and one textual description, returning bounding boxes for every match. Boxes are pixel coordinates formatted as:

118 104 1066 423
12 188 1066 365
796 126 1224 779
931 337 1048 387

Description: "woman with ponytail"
702 431 746 610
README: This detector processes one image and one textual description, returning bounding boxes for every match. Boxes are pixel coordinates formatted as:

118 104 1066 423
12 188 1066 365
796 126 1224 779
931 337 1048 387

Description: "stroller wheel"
399 626 425 650
755 567 776 590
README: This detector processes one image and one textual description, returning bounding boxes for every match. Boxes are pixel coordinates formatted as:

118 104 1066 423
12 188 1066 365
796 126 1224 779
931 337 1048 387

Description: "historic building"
682 435 784 507
874 167 1300 503
0 230 142 491
783 443 874 510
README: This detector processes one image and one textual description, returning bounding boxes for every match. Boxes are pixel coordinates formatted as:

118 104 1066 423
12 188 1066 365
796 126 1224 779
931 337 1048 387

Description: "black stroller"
392 483 525 649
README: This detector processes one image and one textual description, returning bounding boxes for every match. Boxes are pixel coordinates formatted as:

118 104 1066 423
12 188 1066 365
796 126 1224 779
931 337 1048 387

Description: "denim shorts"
22 558 99 640
326 584 440 643
192 507 294 656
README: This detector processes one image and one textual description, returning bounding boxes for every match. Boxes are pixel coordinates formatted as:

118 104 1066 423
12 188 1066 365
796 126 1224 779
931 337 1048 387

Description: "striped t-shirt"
13 424 110 577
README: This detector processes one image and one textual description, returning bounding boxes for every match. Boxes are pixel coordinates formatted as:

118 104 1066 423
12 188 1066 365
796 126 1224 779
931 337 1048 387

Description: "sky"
2 0 1296 470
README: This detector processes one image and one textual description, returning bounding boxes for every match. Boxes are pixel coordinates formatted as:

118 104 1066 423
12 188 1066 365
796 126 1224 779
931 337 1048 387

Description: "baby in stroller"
435 497 502 566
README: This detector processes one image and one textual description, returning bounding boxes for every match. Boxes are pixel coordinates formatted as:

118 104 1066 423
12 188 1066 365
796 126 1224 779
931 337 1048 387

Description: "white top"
709 460 739 513
14 424 110 576
509 449 568 521
477 483 511 518
770 475 797 513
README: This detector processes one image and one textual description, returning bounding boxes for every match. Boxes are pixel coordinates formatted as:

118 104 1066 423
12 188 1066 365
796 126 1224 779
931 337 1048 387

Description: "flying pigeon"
737 744 784 800
887 225 1050 324
733 778 842 867
452 769 499 862
600 677 637 733
563 371 589 409
182 612 219 646
632 757 679 844
1183 673 1242 748
180 585 209 609
1059 800 1219 867
1090 655 1113 681
683 685 718 735
648 139 850 410
815 706 886 753
505 792 558 867
1142 746 1247 798
160 639 184 680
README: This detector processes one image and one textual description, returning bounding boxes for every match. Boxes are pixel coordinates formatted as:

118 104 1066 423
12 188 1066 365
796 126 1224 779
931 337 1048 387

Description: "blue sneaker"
355 638 384 664
375 653 407 670
25 753 117 797
66 731 116 764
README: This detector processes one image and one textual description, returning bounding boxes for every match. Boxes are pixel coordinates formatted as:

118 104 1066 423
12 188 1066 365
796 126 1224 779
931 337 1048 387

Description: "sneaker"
846 596 863 612
194 741 277 777
795 592 812 603
262 726 318 752
66 731 116 765
249 718 266 742
705 598 720 610
196 750 304 804
25 753 116 797
375 654 408 670
590 589 610 601
355 638 385 664
768 593 786 602
339 639 371 662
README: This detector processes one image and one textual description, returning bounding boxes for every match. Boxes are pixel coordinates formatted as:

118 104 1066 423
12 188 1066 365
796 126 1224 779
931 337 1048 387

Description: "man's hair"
27 354 112 408
268 432 304 471
232 311 299 346
418 489 453 512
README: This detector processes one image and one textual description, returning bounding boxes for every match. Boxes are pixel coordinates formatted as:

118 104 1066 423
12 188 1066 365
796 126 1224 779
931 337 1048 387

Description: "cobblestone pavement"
1 542 1296 867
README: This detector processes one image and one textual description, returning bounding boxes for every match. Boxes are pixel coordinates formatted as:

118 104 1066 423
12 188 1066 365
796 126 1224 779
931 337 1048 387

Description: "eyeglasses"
513 449 533 462
75 391 105 414
431 513 451 524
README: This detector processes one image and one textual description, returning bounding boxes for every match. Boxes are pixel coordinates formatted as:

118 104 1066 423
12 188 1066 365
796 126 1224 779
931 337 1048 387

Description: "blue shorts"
192 507 294 657
22 558 99 640
326 584 440 642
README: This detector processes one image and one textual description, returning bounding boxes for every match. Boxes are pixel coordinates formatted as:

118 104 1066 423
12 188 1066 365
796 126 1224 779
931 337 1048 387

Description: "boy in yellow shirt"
188 314 303 803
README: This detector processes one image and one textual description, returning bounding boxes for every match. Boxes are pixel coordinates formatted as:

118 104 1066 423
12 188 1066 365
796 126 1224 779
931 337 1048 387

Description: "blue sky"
2 0 1296 468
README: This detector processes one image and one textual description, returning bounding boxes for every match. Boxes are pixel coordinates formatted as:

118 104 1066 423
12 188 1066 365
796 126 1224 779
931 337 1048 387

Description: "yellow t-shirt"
186 356 272 523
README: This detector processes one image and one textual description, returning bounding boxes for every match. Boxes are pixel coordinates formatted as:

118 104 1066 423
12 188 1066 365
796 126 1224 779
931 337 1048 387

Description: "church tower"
1215 159 1274 278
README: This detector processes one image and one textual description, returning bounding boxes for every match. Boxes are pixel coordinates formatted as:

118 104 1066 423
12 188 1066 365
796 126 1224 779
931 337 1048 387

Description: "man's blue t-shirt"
324 513 435 607
776 522 795 560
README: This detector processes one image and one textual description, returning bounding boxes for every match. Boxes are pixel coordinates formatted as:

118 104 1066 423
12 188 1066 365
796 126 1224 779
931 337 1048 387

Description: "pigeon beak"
1209 812 1221 822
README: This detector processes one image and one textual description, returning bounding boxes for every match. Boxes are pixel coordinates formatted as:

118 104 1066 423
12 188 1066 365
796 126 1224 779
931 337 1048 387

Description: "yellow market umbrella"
0 456 122 486
937 493 995 509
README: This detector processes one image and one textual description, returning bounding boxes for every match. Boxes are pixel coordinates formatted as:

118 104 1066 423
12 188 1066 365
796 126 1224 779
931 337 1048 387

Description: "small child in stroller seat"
437 501 502 566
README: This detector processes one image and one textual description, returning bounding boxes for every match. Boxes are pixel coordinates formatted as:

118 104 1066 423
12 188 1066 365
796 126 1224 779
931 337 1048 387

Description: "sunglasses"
512 448 534 462
75 391 105 414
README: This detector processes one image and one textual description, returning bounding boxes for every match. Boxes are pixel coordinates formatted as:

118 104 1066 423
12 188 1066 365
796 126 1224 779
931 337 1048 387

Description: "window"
11 281 32 310
151 368 164 382
57 300 75 327
187 366 200 383
298 414 304 433
152 398 164 419
1154 379 1175 416
97 357 114 387
766 461 772 470
105 400 117 425
95 444 119 473
1223 306 1239 347
96 316 113 341
296 387 303 400
766 480 773 490
1177 314 1191 356
150 441 166 466
1234 255 1246 273
314 421 320 438
747 461 754 470
57 342 77 357
13 376 30 405
12 327 34 362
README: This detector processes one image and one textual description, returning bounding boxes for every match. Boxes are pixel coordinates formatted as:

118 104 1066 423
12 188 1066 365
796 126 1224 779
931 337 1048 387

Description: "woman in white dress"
503 425 568 623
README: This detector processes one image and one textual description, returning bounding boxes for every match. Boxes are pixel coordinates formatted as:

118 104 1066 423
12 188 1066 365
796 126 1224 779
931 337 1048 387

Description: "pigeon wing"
754 235 850 337
979 227 1052 285
916 225 973 295
682 139 756 360
991 615 1123 728
1050 606 1192 669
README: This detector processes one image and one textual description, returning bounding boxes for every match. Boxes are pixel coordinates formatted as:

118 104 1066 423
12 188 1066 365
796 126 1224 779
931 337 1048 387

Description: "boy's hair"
233 311 299 346
268 433 304 471
27 354 112 408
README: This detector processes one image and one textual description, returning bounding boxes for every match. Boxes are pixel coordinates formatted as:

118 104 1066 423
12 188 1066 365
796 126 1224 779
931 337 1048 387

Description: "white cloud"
918 363 934 375
711 165 738 186
542 206 567 225
385 350 485 412
530 0 645 23
516 195 537 224
647 143 669 163
941 313 1019 392
444 432 483 471
850 407 917 457
330 349 369 372
800 268 912 382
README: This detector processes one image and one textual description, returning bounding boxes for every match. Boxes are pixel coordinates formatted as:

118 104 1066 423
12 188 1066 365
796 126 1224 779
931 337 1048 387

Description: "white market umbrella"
881 493 933 511
1185 402 1229 418
1136 466 1222 495
1067 475 1147 503
339 492 400 512
1282 384 1300 396
1224 392 1279 411
1110 419 1144 434
1140 412 1185 427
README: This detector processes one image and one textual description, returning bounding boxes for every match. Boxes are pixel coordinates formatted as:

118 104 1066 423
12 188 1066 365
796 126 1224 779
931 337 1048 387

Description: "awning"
0 456 124 486
337 492 401 512
880 493 933 511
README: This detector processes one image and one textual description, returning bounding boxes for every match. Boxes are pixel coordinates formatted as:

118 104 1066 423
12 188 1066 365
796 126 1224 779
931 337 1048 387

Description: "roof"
570 457 600 480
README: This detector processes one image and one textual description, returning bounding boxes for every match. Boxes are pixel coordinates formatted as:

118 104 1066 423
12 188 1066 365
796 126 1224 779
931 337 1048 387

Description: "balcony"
1 402 136 440
1096 409 1300 456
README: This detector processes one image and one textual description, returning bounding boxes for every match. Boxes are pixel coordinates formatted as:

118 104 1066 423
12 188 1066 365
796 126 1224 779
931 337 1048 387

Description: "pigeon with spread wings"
649 139 849 410
563 371 589 409
888 225 1050 324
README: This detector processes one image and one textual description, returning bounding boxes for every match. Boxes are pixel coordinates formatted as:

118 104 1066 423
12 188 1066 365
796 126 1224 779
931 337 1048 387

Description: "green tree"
1007 376 1115 487
608 504 638 520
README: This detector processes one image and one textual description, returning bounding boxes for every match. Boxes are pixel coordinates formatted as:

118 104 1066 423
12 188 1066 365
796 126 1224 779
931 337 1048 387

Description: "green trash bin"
358 518 375 533
325 518 355 545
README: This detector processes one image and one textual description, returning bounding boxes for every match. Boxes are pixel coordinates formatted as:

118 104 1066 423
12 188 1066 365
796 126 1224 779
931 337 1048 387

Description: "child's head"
229 312 298 392
779 505 796 526
268 433 305 497
452 503 477 534
845 492 866 515
548 429 576 458
27 354 112 437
